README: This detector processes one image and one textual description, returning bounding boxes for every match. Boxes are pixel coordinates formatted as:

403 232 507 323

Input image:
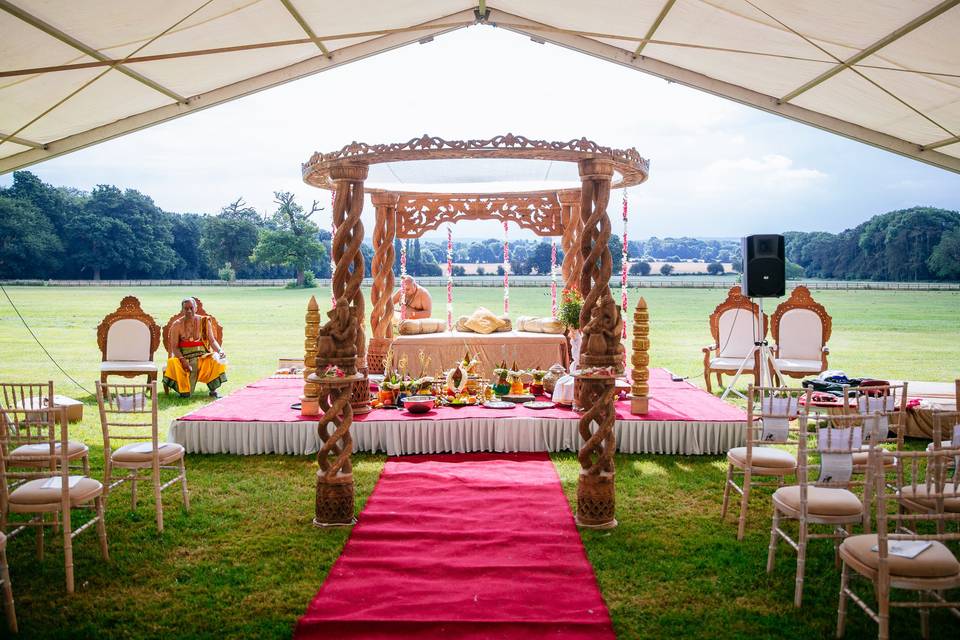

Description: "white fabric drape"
168 417 745 456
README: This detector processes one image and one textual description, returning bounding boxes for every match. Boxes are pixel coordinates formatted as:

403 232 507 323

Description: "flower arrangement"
317 364 346 378
557 288 583 329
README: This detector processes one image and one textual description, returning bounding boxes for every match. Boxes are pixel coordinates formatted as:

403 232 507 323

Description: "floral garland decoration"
503 221 510 315
330 189 337 308
550 238 558 318
446 225 454 331
399 238 407 320
621 189 629 339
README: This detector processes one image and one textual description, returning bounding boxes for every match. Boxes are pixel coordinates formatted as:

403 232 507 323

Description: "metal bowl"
402 395 437 414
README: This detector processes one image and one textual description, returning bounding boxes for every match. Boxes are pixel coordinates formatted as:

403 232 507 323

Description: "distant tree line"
1 172 956 282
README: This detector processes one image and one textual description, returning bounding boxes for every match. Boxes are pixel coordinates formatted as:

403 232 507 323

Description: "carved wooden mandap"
302 134 649 529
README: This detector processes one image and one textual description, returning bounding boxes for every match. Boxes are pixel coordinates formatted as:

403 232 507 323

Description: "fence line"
2 277 958 291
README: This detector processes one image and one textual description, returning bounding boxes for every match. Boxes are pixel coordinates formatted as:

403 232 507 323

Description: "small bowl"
402 395 437 414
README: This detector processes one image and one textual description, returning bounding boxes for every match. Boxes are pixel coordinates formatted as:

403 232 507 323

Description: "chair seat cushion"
10 440 88 461
728 446 797 471
710 356 753 370
852 448 896 467
773 358 823 373
111 442 184 464
100 361 158 373
841 534 960 579
9 476 102 506
898 484 960 512
773 485 863 517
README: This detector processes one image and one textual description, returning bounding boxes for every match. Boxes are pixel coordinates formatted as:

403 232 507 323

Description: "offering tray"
482 401 516 410
501 394 536 404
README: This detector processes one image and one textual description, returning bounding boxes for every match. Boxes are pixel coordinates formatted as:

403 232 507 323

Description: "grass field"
0 285 957 639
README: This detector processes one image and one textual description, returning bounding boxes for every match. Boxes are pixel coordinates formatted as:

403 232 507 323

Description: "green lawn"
0 285 957 639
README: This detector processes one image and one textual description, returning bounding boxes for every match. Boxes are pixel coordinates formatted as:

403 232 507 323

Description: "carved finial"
630 296 650 414
308 295 318 311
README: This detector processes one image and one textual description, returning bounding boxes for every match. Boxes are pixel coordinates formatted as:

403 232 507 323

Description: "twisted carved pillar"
558 189 582 293
368 192 398 373
574 157 621 530
313 376 358 526
330 162 371 415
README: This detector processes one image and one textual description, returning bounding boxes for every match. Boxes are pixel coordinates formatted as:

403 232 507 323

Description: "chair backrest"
161 297 224 354
95 381 159 455
798 411 872 491
931 410 960 480
745 385 811 453
842 383 909 450
710 286 767 358
0 407 71 502
771 286 832 360
0 381 53 413
97 296 160 363
872 442 960 577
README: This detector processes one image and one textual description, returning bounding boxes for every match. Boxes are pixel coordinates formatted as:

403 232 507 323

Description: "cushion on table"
398 318 446 335
455 314 511 333
773 485 863 517
462 307 507 334
841 534 960 579
515 315 564 334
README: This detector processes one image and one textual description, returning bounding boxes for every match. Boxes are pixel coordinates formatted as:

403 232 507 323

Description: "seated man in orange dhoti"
162 297 228 398
391 275 433 320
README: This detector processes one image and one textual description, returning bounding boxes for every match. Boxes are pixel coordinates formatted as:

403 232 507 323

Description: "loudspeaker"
741 234 785 298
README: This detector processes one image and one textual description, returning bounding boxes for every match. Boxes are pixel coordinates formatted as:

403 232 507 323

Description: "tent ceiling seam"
0 132 43 149
779 0 960 103
634 0 677 56
922 135 960 151
278 0 331 57
0 0 186 103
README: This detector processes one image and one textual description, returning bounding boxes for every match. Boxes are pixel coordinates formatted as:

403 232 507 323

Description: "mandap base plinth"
629 395 649 415
314 472 356 527
575 472 617 529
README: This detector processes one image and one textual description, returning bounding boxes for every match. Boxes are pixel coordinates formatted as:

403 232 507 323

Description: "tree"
253 192 325 286
706 262 725 275
730 258 743 273
170 213 211 278
629 261 651 276
928 227 960 280
452 265 466 277
201 199 262 276
660 263 675 276
608 235 623 273
0 196 63 277
785 260 806 280
527 241 554 275
65 185 137 280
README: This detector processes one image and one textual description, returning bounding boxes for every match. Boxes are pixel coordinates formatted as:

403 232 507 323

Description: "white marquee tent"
1 0 958 174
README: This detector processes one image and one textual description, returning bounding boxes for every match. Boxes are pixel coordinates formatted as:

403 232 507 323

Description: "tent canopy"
1 0 959 174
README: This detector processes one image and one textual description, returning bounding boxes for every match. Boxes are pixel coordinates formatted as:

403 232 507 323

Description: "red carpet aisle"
294 453 615 640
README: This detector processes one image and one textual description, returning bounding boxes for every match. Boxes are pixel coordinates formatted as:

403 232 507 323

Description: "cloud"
695 154 828 194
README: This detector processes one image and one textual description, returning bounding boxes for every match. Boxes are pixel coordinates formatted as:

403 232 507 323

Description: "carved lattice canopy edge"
396 193 563 238
302 133 649 192
161 297 225 353
707 286 768 346
96 295 161 361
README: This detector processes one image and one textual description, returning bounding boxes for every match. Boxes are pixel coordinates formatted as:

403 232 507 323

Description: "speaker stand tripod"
720 298 782 400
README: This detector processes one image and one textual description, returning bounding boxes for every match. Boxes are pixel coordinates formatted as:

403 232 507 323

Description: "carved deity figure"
583 294 625 361
317 297 357 361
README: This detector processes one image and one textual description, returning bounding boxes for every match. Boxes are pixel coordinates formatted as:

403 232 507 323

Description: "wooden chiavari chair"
905 411 960 523
0 532 16 633
837 439 960 639
0 382 89 476
767 412 870 606
722 385 810 540
96 382 189 532
0 406 108 593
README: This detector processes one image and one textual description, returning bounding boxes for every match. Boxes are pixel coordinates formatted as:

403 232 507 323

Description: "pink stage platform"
168 368 747 456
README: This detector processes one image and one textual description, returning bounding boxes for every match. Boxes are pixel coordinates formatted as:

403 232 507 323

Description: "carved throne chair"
97 296 161 384
702 286 768 394
770 285 831 381
161 298 224 357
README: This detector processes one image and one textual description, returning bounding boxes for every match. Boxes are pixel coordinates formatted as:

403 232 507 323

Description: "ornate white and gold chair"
770 286 831 381
702 286 767 393
97 296 161 384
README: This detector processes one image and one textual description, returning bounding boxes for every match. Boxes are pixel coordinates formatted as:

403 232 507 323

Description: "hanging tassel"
550 238 558 318
503 221 510 315
447 225 454 331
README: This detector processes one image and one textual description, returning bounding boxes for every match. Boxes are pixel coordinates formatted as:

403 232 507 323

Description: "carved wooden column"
629 296 650 414
368 192 398 373
574 157 622 530
330 162 371 415
558 189 583 293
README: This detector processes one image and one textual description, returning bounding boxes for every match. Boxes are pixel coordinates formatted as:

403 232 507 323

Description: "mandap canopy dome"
1 1 959 173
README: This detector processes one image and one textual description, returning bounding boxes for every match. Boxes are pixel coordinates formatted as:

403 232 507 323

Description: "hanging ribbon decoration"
621 189 629 339
550 238 558 318
502 221 510 315
330 189 337 308
399 239 408 321
446 225 454 331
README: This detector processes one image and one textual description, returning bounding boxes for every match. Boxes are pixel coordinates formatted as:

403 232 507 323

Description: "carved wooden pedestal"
574 374 618 529
311 374 361 527
629 296 651 415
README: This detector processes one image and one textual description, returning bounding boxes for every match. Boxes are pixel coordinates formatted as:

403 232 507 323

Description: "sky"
2 25 959 242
